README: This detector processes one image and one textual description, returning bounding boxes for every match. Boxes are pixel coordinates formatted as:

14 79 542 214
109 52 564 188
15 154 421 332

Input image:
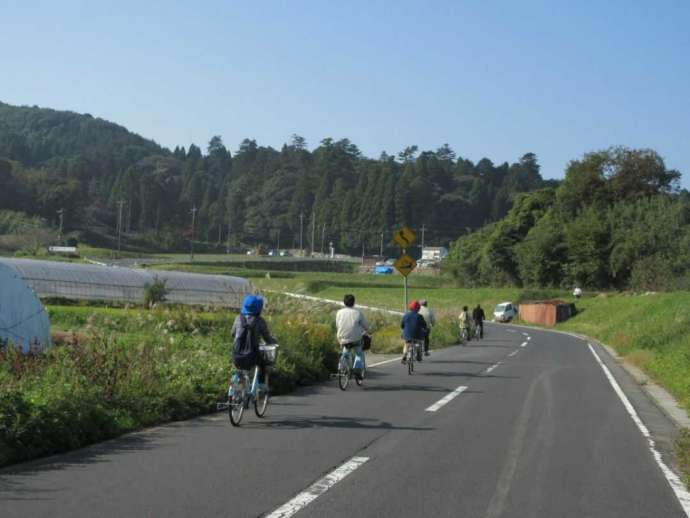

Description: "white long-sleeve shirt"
336 307 368 345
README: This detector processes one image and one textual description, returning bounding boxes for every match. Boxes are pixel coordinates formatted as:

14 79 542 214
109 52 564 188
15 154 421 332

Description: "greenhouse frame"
0 258 254 308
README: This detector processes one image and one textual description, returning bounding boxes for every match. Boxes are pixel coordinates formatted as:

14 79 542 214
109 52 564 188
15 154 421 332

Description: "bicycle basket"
259 344 279 365
362 334 372 351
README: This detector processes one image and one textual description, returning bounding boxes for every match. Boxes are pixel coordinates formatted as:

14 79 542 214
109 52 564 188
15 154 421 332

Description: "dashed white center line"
266 456 370 518
425 385 468 412
527 336 532 341
520 341 528 348
485 362 501 374
508 350 519 357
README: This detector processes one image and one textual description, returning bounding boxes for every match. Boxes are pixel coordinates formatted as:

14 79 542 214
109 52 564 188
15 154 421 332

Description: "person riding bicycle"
401 300 428 363
472 304 485 339
459 305 472 342
418 299 435 356
336 294 369 377
231 295 276 387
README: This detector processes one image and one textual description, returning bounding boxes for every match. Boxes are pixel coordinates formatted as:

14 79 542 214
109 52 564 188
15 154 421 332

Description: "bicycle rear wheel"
254 371 270 417
408 348 414 375
338 355 351 390
355 358 365 386
228 387 245 426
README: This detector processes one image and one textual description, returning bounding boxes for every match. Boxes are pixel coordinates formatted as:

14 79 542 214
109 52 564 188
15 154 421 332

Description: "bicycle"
338 343 366 390
460 327 471 345
404 340 422 374
225 344 279 426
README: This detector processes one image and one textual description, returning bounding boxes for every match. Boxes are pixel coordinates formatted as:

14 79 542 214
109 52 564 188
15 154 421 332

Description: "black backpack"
233 315 258 369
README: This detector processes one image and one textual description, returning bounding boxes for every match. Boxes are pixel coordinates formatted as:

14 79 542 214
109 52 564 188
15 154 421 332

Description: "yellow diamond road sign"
394 254 417 277
393 226 416 248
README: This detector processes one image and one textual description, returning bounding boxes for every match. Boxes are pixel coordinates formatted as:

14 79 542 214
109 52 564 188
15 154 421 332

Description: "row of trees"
447 147 688 290
0 102 549 252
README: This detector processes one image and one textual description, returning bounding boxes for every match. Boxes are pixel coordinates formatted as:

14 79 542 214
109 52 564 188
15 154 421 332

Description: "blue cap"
241 295 264 316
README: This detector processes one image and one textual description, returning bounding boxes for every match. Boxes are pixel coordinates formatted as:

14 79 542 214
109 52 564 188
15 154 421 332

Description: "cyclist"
459 305 472 343
418 299 435 356
231 294 276 389
401 300 428 363
472 304 485 339
336 294 369 378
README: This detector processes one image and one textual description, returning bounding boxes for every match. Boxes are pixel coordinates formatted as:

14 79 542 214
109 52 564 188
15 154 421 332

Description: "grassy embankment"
0 296 401 467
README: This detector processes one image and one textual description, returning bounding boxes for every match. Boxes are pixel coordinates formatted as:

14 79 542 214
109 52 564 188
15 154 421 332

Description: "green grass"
2 298 394 467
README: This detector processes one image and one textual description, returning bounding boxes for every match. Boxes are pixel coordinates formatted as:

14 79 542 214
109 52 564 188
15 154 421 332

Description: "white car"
493 302 517 322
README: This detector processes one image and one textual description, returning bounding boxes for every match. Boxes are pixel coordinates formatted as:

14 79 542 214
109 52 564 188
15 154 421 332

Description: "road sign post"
393 227 417 312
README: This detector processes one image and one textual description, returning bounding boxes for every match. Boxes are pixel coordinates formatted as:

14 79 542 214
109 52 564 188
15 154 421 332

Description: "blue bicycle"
338 344 366 390
227 344 279 426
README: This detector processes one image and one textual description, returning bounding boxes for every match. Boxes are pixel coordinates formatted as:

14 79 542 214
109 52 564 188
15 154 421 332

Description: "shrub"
144 278 168 306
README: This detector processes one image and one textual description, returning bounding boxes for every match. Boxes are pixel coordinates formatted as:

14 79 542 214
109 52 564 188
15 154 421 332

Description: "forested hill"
0 101 550 252
447 147 688 291
0 102 165 167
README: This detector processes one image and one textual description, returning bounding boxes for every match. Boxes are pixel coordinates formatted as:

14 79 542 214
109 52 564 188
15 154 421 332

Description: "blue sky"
2 0 689 186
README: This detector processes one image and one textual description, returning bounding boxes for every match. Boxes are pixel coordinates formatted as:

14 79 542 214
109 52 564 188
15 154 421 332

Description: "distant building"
421 247 448 261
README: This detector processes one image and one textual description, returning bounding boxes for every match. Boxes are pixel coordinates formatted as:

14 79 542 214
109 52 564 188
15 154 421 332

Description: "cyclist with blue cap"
231 295 276 386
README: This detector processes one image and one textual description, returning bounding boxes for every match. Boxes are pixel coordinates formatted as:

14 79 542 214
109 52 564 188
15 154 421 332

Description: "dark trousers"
424 332 430 353
475 320 483 338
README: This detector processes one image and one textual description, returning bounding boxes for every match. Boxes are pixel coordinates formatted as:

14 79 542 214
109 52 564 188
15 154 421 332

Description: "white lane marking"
368 357 401 368
507 329 517 333
266 456 370 518
587 343 690 515
520 342 527 348
527 336 532 341
522 332 529 337
485 362 501 374
425 385 468 412
508 350 519 358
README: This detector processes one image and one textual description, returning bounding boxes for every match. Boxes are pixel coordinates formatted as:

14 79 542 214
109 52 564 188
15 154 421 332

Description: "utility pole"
226 211 231 253
310 212 316 257
361 231 365 264
299 212 304 257
420 224 427 251
320 223 326 255
380 231 384 257
57 209 64 243
116 200 125 258
190 205 197 263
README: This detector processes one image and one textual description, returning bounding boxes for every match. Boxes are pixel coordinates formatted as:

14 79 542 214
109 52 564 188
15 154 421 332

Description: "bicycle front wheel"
254 372 270 417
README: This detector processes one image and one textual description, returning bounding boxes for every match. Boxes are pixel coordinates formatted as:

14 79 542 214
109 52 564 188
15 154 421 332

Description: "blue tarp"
374 266 394 275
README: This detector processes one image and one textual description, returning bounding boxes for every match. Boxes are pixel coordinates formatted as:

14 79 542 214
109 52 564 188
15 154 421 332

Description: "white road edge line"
587 343 690 515
508 350 519 357
265 456 370 518
368 357 401 368
425 385 468 412
520 342 527 348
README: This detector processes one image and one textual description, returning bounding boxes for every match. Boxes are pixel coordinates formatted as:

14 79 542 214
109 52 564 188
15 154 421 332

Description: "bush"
144 278 168 306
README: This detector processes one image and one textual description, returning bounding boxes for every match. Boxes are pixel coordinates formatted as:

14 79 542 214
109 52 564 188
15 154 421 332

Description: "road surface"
1 324 688 517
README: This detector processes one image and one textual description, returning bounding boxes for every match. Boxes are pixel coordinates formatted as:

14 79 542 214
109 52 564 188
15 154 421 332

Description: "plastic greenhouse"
0 261 51 352
0 258 253 309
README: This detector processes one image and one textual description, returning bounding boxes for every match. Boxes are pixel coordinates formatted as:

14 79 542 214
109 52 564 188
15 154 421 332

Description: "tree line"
0 102 549 253
447 147 688 291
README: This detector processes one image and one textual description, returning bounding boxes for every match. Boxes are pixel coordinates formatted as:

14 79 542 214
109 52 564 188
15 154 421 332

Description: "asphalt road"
1 324 688 517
